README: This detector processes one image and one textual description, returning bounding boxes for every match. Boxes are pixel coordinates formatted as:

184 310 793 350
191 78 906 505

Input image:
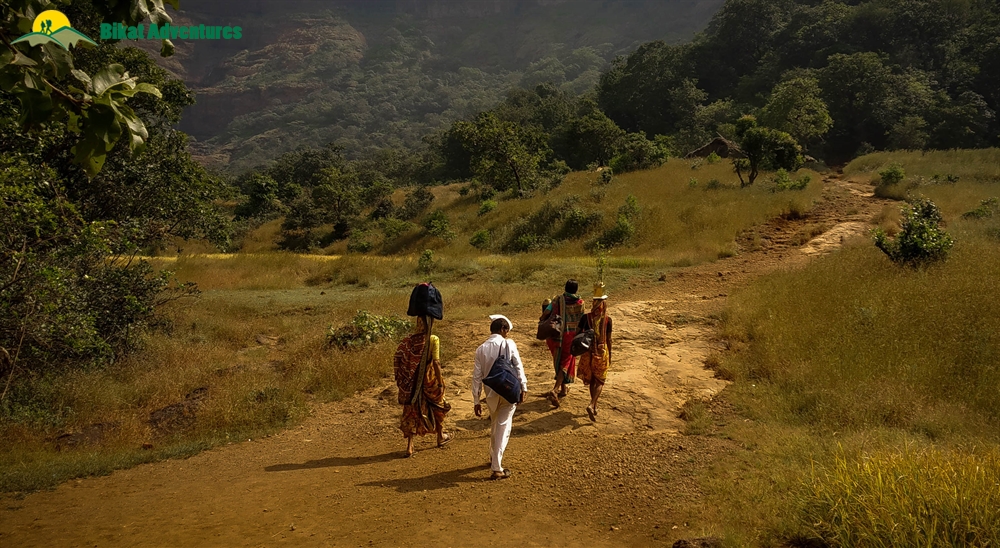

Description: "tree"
551 101 625 169
1 0 179 176
733 115 803 187
452 111 548 194
760 76 832 149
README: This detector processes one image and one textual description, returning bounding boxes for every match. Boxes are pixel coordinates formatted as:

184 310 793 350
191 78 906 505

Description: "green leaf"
70 69 92 92
15 87 54 126
0 49 14 69
91 63 128 97
160 39 175 58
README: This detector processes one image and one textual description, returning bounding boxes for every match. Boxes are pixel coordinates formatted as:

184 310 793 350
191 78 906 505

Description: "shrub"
558 208 603 239
774 170 811 191
478 199 497 216
705 178 724 190
962 197 1000 220
469 229 491 250
706 152 721 164
417 249 435 274
380 218 413 240
874 199 953 266
878 164 906 186
609 133 669 173
592 214 636 249
619 194 640 220
598 168 614 186
689 177 698 188
400 186 435 220
325 311 410 349
424 210 455 242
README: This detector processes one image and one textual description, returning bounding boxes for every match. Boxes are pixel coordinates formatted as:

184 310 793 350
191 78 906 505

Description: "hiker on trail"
542 279 585 407
576 283 613 422
472 315 527 480
393 283 452 457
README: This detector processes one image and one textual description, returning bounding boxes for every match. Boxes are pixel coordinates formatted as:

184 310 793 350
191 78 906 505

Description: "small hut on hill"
685 136 743 159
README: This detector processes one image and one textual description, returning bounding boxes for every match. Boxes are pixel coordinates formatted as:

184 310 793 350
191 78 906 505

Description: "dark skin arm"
606 315 613 364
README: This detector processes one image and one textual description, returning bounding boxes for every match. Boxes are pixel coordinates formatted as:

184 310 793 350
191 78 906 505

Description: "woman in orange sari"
394 316 452 457
576 286 612 422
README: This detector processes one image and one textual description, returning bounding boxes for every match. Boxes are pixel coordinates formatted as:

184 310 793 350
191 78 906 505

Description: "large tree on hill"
452 111 549 194
759 75 832 150
733 115 803 187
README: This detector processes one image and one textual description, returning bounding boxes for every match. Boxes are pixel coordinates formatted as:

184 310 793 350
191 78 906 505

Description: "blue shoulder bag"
482 340 522 405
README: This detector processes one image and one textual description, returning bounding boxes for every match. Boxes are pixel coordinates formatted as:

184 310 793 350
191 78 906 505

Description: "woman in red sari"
393 316 452 457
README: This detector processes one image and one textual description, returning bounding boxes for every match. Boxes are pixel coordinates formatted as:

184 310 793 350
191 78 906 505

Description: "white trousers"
485 391 516 473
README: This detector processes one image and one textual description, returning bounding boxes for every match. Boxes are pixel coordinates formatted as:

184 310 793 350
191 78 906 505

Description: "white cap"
489 314 513 331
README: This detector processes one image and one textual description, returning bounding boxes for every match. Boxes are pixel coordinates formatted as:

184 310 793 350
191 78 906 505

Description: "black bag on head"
407 282 443 320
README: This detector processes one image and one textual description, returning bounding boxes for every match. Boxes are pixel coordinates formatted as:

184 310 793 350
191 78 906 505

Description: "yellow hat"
593 282 608 300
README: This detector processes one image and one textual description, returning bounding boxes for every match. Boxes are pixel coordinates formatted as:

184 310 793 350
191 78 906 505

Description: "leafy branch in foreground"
0 0 177 176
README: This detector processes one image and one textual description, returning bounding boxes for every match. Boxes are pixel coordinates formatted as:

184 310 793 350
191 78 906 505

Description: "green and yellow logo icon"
11 10 97 50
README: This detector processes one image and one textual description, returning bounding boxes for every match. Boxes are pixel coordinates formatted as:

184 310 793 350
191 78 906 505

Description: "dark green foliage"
591 195 640 249
400 187 435 220
325 311 409 349
469 229 492 250
500 197 601 253
609 133 670 173
733 116 803 187
478 200 498 216
773 170 810 191
424 210 455 242
874 199 954 267
417 249 435 274
598 168 614 186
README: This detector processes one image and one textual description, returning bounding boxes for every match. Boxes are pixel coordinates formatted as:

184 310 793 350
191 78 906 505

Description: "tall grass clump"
803 446 1000 547
719 234 1000 435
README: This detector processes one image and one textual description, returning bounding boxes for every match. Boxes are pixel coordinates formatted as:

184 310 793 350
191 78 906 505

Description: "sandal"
490 468 512 480
546 391 561 408
437 433 453 448
586 406 596 422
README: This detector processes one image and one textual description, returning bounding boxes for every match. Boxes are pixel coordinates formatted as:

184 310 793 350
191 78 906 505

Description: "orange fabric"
578 308 610 385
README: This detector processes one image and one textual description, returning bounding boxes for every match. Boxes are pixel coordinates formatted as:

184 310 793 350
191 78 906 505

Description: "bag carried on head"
482 341 522 404
570 329 596 356
407 282 443 320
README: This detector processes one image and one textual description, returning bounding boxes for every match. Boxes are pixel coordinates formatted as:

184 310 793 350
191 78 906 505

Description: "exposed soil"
0 177 887 547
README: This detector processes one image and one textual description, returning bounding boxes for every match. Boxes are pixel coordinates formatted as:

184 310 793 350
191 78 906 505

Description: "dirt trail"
0 177 887 547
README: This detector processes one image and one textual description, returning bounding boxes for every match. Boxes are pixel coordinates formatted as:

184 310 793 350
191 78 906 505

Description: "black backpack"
407 282 443 320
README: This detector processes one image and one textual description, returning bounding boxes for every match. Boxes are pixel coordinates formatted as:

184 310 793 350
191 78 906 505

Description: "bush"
706 152 721 164
469 229 492 250
380 218 413 240
400 186 435 220
689 177 698 188
325 311 410 349
874 199 954 266
879 164 906 186
558 208 604 239
774 169 811 191
417 249 435 274
478 199 498 216
592 214 636 249
619 194 640 220
424 210 455 242
705 178 724 190
962 197 1000 220
609 133 669 173
598 168 614 186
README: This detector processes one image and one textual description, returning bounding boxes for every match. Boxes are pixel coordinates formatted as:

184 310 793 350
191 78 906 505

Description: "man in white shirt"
472 314 528 480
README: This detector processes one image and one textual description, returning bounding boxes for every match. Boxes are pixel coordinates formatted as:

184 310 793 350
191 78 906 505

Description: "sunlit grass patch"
803 445 1000 547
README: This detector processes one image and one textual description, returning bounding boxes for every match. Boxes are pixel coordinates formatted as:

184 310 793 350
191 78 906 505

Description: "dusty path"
0 177 887 547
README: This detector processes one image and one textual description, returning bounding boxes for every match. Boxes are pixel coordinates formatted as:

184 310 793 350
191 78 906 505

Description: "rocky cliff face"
159 0 724 170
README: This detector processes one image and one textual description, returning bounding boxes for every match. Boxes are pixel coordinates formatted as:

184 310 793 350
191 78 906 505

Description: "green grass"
310 161 823 266
845 148 1000 184
701 187 1000 545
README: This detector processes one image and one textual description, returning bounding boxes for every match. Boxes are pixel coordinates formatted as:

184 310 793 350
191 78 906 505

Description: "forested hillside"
157 0 725 169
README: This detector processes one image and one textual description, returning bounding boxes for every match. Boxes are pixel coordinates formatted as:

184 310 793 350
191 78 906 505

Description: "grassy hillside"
697 149 1000 545
276 160 823 265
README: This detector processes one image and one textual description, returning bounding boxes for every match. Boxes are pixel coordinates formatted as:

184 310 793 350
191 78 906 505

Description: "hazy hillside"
154 0 724 170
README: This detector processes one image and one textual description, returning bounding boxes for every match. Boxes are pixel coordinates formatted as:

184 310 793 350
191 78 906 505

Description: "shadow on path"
265 451 400 472
359 465 483 493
